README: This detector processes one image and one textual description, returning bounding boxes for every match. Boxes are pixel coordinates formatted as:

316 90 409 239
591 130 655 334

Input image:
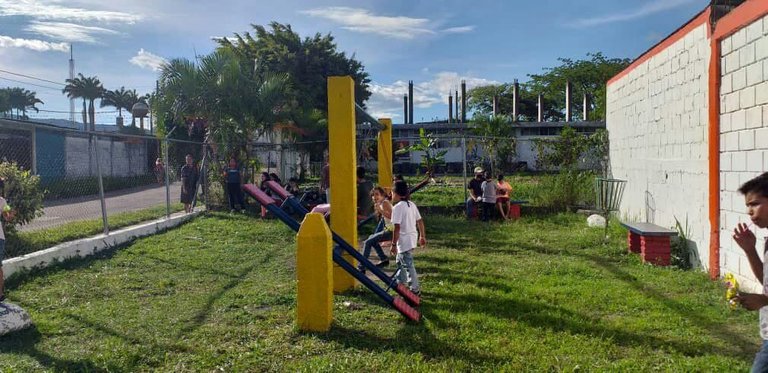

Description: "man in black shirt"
357 166 374 217
466 167 484 219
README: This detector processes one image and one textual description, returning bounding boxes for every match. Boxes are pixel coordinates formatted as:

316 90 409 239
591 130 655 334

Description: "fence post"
93 134 109 235
164 138 171 218
462 136 468 203
296 212 333 332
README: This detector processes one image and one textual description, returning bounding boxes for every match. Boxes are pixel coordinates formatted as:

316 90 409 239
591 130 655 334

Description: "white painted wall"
65 135 148 178
718 15 768 292
607 23 711 269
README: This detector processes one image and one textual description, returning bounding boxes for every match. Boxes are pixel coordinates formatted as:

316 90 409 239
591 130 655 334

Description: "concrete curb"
2 210 202 279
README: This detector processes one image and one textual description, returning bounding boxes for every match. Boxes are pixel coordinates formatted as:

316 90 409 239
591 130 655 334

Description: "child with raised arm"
732 172 768 371
390 180 426 295
358 186 393 272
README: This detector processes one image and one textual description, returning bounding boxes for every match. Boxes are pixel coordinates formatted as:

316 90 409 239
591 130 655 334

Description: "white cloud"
0 35 68 52
571 0 697 27
0 0 142 24
25 21 118 43
301 7 473 40
129 49 167 71
366 72 499 122
441 26 475 34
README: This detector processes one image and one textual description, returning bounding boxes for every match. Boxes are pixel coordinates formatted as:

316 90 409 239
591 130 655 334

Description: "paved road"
20 182 184 232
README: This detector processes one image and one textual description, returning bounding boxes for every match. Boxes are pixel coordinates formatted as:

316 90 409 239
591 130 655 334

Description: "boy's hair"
393 180 409 199
356 166 366 179
498 174 504 181
738 172 768 197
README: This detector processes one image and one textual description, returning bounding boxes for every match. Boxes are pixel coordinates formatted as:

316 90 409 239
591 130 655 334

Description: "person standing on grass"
358 186 393 273
0 178 14 303
466 167 484 219
390 180 425 295
496 174 513 220
732 172 768 372
480 172 497 222
224 157 245 213
180 154 198 213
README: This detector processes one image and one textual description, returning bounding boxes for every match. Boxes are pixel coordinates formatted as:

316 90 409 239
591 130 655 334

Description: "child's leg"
395 252 408 285
401 250 419 292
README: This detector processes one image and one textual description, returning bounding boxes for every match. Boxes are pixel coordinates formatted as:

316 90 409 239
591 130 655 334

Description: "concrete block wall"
607 23 711 268
64 135 148 178
719 14 768 292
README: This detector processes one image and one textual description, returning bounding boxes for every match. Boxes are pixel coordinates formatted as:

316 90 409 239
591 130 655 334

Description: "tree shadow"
0 326 122 371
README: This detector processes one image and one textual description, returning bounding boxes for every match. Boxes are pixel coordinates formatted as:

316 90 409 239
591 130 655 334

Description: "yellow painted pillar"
377 118 393 192
327 76 357 292
296 213 333 332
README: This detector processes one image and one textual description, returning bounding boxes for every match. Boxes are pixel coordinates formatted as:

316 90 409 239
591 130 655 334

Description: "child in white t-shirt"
480 172 497 221
389 180 426 295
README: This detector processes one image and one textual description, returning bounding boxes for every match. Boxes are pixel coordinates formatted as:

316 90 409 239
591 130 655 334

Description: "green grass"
409 175 541 207
0 212 758 371
5 203 184 259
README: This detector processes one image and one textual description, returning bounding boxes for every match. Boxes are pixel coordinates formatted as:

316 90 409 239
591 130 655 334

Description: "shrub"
0 161 45 234
535 170 595 211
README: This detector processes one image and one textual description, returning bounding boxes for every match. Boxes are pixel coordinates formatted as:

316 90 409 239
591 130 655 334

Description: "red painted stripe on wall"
608 9 710 86
713 0 768 40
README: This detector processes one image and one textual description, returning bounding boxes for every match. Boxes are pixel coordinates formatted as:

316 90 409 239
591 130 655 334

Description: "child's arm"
382 201 393 220
417 219 426 248
391 224 400 255
733 222 763 283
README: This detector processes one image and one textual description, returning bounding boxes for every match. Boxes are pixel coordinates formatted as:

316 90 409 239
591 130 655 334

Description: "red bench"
620 222 678 266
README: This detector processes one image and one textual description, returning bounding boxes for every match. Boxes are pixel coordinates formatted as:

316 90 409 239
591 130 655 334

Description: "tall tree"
124 89 149 127
63 73 104 131
467 84 562 121
217 22 371 112
5 88 43 119
527 52 630 121
101 86 133 127
0 89 9 117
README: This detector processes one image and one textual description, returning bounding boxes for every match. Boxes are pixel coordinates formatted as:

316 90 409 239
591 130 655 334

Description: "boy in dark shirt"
224 157 245 213
466 167 484 219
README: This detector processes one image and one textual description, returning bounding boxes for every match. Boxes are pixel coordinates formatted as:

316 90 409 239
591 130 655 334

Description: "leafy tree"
0 89 9 117
470 114 517 174
527 52 630 121
124 89 149 128
467 84 562 121
5 88 43 120
217 22 371 112
156 48 290 166
63 73 104 131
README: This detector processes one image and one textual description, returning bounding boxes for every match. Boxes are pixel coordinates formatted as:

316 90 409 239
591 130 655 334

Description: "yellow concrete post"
296 213 333 332
327 76 357 292
377 118 393 192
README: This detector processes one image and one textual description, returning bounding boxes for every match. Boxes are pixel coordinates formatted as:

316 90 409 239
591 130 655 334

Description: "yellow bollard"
296 213 333 332
327 76 357 292
377 118 393 193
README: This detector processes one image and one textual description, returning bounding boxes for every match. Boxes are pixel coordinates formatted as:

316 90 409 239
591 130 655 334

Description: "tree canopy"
216 22 371 112
468 53 630 121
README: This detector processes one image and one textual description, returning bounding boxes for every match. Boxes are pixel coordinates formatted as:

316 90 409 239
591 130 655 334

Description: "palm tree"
0 89 10 117
21 90 43 119
101 87 132 127
63 73 104 131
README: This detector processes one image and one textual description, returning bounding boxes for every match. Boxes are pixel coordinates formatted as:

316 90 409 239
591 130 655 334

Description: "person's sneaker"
411 289 421 297
375 260 390 268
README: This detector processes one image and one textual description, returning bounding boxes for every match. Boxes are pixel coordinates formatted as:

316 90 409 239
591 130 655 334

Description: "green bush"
535 170 595 211
0 161 45 234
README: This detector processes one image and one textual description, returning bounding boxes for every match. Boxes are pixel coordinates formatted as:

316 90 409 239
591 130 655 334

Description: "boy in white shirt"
389 180 426 295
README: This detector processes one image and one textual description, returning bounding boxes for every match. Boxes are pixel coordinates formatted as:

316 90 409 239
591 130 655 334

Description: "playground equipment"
595 178 626 238
243 184 421 322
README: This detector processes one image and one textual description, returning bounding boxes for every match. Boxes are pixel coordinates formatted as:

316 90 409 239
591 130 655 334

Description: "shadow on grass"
0 326 122 371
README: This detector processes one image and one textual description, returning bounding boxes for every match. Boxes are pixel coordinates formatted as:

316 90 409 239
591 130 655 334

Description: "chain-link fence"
0 119 209 258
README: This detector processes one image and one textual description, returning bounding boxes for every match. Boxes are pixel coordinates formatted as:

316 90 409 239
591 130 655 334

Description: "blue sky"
0 0 709 125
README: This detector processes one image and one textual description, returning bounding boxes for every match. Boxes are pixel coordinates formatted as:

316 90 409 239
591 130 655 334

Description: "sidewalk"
20 182 183 232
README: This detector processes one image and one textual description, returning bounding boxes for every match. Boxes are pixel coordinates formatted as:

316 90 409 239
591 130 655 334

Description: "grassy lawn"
5 203 184 259
0 212 758 371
